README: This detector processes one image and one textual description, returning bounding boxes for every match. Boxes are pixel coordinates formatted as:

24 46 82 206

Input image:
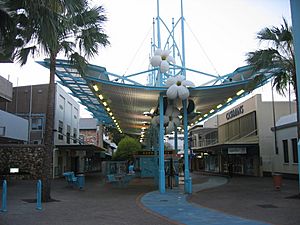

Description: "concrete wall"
0 110 28 142
0 144 44 180
211 94 297 176
256 96 296 174
273 125 298 175
54 84 80 145
0 75 12 102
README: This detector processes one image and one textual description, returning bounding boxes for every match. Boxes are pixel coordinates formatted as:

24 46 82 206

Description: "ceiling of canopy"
38 59 269 136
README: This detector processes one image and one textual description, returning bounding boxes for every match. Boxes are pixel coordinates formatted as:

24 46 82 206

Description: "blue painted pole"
174 128 179 186
1 180 7 212
159 93 165 193
290 0 300 193
174 128 178 153
172 18 176 76
183 99 192 193
180 0 186 78
156 0 163 86
156 0 161 49
36 180 42 210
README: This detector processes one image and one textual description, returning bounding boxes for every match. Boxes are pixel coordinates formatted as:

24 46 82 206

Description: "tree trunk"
41 53 57 202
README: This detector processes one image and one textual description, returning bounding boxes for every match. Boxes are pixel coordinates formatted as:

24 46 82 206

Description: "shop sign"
135 150 175 156
226 105 244 120
228 147 247 154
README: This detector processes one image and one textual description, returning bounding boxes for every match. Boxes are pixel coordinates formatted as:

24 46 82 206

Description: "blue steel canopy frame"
39 57 273 195
38 0 280 195
39 58 272 134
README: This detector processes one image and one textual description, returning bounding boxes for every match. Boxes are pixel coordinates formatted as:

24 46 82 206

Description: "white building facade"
191 94 297 177
272 113 298 178
53 84 81 177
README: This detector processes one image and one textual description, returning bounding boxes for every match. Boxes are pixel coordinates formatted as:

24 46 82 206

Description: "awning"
39 59 271 136
56 144 106 152
192 143 259 153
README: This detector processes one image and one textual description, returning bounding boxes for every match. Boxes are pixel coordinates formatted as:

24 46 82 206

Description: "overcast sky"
0 0 292 117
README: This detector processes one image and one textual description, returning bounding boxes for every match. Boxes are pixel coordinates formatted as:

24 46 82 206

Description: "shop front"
198 143 260 176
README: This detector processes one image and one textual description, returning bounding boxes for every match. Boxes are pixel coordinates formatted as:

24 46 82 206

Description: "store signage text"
228 147 247 154
226 105 244 120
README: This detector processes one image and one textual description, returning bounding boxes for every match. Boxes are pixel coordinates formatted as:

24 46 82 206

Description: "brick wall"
0 144 45 180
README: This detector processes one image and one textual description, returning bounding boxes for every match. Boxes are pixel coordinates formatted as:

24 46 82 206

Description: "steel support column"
183 99 192 193
159 93 165 193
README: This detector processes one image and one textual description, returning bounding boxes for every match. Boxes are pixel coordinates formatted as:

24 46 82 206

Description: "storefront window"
291 138 298 163
282 139 289 163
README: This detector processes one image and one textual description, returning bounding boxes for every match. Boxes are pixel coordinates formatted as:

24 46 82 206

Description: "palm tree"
246 18 298 139
3 0 109 201
246 18 295 96
0 1 23 61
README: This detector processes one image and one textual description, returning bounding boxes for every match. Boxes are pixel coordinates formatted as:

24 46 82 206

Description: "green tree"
2 0 109 201
113 136 141 161
246 18 295 96
0 2 24 61
246 18 299 141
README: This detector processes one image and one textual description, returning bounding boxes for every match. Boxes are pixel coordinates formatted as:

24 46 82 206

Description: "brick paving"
188 175 300 225
1 173 299 225
0 174 173 225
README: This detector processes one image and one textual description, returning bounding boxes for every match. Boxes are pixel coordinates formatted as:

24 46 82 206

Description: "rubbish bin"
272 173 282 190
77 173 85 190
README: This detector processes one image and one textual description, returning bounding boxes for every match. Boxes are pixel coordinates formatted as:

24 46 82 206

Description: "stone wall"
0 144 45 180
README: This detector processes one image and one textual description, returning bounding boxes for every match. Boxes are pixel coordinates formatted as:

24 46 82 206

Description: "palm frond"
245 73 268 92
246 48 279 71
60 40 75 56
69 52 88 75
14 45 37 65
257 27 277 44
79 27 109 58
245 17 295 96
272 70 291 96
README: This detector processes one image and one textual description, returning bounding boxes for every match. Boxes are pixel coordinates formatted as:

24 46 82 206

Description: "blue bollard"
36 180 42 210
185 177 192 194
1 180 7 212
77 174 85 190
188 177 193 194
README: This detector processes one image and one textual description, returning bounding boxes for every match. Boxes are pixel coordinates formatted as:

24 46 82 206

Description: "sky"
0 0 293 118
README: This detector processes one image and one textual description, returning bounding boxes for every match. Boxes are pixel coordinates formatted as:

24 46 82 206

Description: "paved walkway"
141 176 268 225
1 173 299 225
188 175 300 225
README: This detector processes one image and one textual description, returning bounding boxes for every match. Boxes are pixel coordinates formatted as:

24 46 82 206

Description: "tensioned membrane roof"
39 59 270 136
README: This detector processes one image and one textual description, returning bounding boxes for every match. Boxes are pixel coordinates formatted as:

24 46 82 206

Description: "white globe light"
166 84 178 99
150 55 162 67
160 60 169 73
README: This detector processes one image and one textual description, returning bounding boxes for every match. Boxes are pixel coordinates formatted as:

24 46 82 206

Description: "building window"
79 134 84 144
66 125 71 144
58 120 63 140
219 111 256 143
31 118 43 130
291 138 298 163
33 140 41 144
0 126 5 136
73 128 77 144
282 139 289 163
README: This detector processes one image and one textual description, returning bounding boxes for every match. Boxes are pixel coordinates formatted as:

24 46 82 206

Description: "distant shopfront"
200 143 260 176
191 94 296 177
